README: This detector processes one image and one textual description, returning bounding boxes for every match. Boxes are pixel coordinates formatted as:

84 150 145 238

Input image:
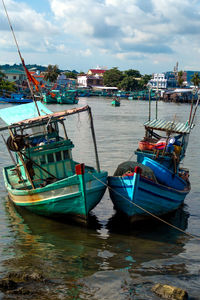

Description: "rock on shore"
152 283 188 300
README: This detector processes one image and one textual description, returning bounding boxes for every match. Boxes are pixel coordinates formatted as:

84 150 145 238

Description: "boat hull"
108 174 190 222
3 167 107 221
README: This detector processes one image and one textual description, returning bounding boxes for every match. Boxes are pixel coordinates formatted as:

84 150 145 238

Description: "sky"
1 0 200 74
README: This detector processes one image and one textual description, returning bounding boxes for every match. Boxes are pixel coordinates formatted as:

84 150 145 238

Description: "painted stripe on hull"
7 175 107 216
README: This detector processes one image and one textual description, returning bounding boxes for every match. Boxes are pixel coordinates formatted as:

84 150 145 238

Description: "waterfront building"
2 69 26 82
149 73 167 90
77 67 106 88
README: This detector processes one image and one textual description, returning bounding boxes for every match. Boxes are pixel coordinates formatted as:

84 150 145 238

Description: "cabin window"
56 151 62 161
40 155 46 165
47 153 54 163
63 150 70 160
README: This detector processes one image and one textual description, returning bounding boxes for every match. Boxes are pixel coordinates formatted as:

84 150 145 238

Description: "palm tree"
191 72 200 88
177 71 184 87
44 65 60 82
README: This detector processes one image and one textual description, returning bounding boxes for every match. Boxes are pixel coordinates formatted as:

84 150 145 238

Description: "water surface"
0 98 199 299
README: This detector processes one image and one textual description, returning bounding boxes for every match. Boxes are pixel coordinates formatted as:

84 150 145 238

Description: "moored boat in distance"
0 93 33 104
0 102 107 223
111 97 120 107
42 89 79 104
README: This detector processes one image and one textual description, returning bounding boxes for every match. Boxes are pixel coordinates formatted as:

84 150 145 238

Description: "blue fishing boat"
107 97 199 222
108 160 190 222
0 93 33 104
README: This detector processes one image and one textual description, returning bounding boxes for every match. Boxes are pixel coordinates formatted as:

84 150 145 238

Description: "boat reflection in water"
1 198 191 299
107 205 190 243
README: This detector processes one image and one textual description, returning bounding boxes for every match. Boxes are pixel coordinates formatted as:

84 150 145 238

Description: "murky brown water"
0 98 199 299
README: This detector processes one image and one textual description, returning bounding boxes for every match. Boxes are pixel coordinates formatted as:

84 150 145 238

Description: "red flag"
21 59 39 91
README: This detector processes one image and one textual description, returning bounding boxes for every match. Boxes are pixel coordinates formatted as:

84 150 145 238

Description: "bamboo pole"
2 0 40 116
190 92 200 126
88 106 100 173
9 129 35 189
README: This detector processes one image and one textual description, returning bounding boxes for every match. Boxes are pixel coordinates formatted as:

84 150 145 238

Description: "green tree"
177 71 184 87
44 64 60 82
103 67 124 87
118 76 139 91
0 70 16 92
65 72 77 79
139 74 152 89
0 80 16 92
191 72 200 88
124 69 141 78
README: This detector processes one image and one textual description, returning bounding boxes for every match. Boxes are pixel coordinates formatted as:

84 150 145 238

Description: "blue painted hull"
0 97 33 104
108 174 190 221
142 157 187 190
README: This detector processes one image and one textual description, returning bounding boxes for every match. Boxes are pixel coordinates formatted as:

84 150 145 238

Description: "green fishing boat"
111 97 120 106
57 90 79 104
0 102 107 223
42 89 79 104
42 90 58 104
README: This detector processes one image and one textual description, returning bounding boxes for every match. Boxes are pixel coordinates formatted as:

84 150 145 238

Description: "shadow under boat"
106 204 190 240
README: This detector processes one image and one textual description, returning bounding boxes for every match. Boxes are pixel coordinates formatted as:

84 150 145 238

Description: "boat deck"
7 167 32 190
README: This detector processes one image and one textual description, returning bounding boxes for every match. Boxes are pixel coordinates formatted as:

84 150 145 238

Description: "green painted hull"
57 97 79 104
111 100 120 106
3 166 107 221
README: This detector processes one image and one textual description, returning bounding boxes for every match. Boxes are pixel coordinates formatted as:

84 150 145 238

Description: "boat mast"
2 0 40 116
88 106 100 172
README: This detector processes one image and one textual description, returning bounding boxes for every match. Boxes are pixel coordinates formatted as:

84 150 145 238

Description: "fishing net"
113 161 157 182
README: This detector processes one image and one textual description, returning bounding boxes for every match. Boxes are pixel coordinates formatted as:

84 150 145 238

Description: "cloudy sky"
1 0 200 74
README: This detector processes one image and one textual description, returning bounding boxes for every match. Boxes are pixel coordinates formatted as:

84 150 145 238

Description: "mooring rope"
90 172 200 241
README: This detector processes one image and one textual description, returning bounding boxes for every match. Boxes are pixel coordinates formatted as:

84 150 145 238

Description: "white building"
77 75 87 87
149 73 167 90
3 69 26 82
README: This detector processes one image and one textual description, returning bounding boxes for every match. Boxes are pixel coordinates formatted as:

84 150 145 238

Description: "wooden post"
61 120 68 140
88 106 100 173
148 88 151 121
9 129 35 189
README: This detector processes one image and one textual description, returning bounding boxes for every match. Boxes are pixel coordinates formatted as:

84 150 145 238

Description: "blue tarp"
0 101 52 125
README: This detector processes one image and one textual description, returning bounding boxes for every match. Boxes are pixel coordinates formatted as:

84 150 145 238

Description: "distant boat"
58 90 79 104
111 97 120 107
0 102 107 223
0 93 33 104
42 89 78 104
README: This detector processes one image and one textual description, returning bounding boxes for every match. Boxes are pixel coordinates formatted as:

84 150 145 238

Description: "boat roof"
0 101 52 125
144 119 191 134
0 102 90 131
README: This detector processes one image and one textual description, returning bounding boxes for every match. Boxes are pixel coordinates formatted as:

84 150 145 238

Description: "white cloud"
1 0 200 73
80 49 92 57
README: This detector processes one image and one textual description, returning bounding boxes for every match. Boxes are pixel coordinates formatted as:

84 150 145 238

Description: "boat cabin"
0 102 93 190
135 118 192 172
